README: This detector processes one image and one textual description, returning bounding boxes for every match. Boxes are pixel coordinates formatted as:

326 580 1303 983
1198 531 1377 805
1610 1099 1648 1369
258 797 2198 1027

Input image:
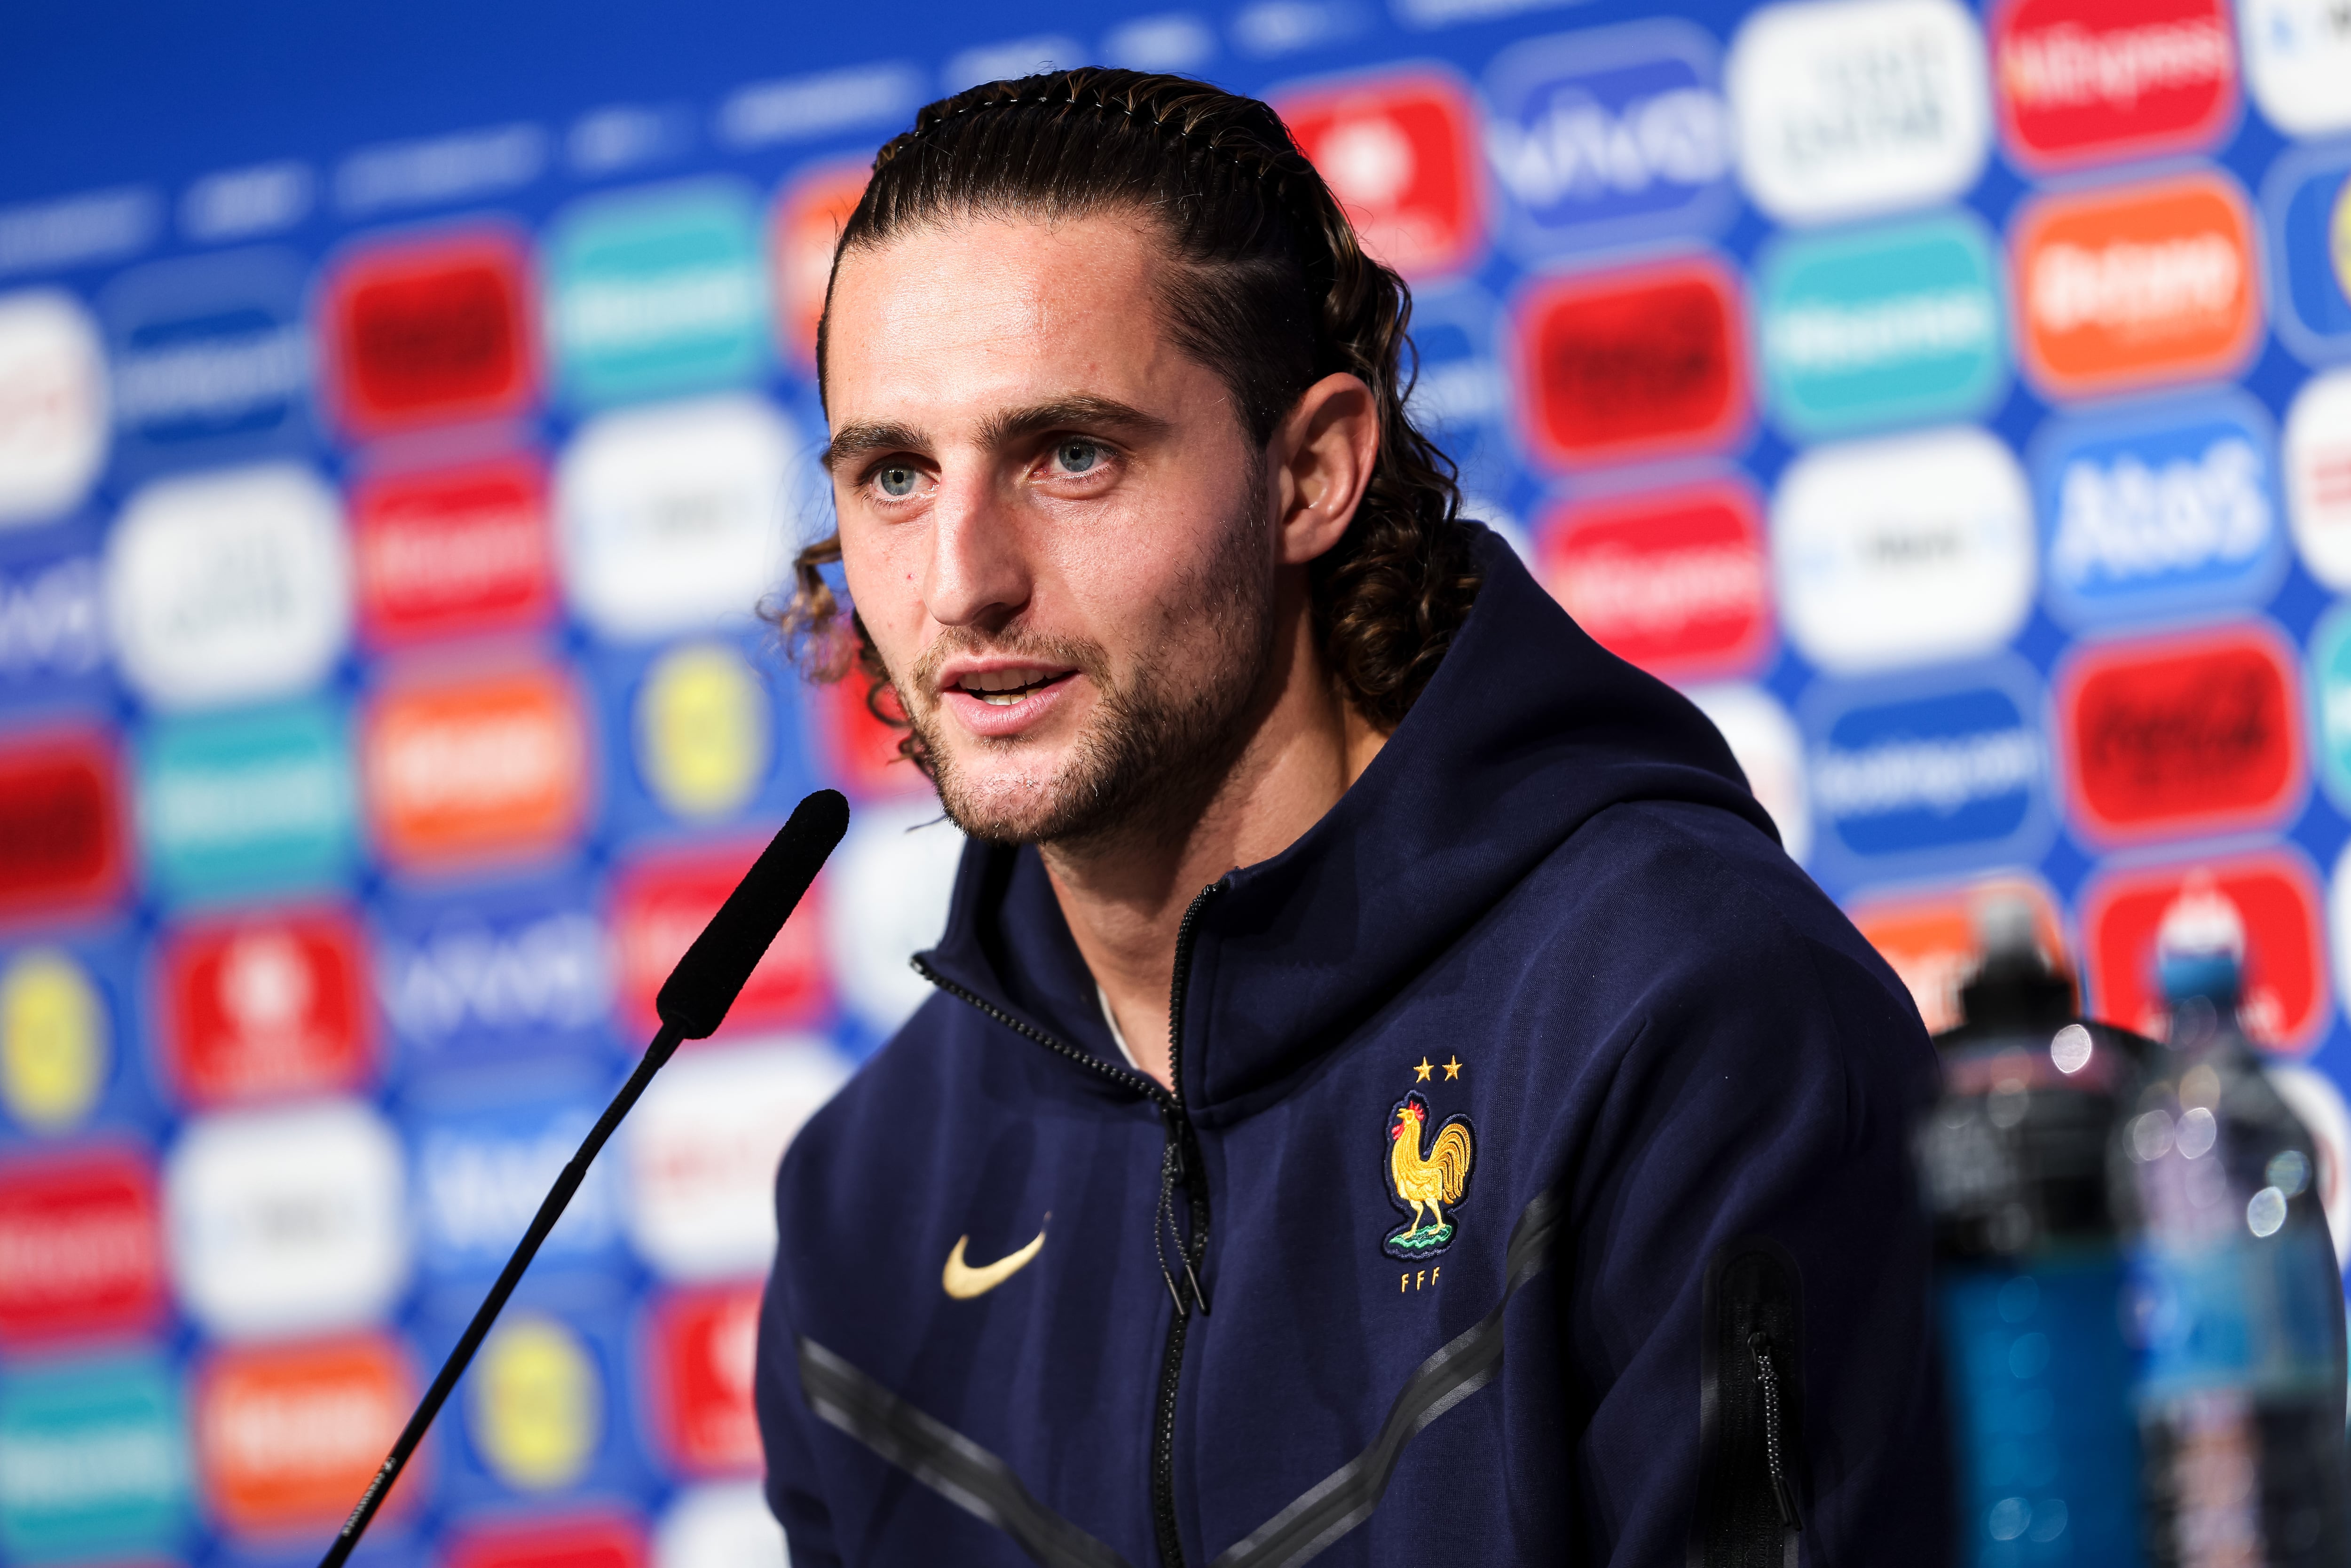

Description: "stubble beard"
900 503 1278 854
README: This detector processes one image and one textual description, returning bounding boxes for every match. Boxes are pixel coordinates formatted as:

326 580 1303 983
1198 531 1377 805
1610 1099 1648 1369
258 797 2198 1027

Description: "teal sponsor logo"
136 699 357 904
545 180 768 405
1757 213 2005 438
0 1355 188 1563
2309 604 2351 814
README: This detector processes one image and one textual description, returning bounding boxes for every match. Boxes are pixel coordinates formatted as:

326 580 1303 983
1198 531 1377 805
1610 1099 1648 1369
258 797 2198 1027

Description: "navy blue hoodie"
756 528 1948 1567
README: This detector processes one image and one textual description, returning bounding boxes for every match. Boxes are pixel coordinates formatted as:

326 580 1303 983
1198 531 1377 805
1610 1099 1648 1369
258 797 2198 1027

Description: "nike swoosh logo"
942 1223 1047 1300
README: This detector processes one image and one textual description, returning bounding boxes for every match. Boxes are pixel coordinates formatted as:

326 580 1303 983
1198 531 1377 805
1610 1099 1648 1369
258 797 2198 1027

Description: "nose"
922 467 1030 633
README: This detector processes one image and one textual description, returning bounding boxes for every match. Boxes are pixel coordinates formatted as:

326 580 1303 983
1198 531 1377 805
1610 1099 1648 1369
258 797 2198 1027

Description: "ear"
1268 371 1379 568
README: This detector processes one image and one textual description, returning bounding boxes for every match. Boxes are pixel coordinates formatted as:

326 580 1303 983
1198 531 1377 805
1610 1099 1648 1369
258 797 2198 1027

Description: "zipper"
1747 1331 1802 1533
911 878 1224 1568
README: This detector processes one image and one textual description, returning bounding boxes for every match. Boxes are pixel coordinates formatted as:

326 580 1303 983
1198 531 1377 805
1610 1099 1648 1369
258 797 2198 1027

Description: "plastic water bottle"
2114 876 2350 1566
1920 898 2146 1564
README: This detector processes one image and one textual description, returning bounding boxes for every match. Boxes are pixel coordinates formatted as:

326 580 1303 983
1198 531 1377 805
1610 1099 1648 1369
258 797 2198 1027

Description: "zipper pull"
1747 1331 1802 1533
1152 1133 1211 1317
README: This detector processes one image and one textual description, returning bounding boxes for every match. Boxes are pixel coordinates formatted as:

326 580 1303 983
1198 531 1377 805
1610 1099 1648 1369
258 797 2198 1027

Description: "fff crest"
1383 1071 1476 1261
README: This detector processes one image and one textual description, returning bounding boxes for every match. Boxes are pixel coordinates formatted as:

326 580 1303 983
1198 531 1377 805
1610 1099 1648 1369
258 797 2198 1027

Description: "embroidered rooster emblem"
1383 1090 1475 1260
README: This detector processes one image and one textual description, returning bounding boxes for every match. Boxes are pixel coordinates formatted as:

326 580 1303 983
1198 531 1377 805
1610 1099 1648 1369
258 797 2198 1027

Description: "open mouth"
952 668 1077 707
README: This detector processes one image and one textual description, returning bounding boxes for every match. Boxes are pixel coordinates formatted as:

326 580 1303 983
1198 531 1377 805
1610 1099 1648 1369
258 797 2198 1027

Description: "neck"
1040 577 1384 1090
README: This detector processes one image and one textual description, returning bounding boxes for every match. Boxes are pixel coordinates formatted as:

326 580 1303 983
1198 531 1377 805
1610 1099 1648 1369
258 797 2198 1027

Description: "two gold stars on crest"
1413 1056 1462 1082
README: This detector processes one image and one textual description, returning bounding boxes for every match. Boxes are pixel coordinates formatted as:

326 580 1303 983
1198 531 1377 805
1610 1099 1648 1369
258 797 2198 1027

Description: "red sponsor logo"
324 230 536 438
445 1515 647 1568
2083 851 2327 1050
2057 622 2303 843
196 1332 415 1535
1537 481 1770 679
821 677 928 802
160 906 372 1107
646 1281 762 1473
353 456 556 647
0 727 123 924
772 161 868 371
611 842 829 1037
0 1144 165 1346
1516 257 1747 470
1994 0 2236 171
362 663 593 871
1279 70 1483 279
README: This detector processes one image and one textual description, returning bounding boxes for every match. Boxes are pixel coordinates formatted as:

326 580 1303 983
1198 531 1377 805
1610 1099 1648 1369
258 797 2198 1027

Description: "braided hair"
781 68 1482 762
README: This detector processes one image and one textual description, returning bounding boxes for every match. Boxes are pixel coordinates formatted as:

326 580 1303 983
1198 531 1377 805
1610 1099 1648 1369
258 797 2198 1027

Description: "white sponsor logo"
1766 289 1998 374
1686 683 1812 863
2002 17 2232 114
379 911 611 1040
657 1482 790 1568
164 1099 408 1339
1813 728 2041 816
2286 370 2351 591
0 555 104 679
106 464 349 709
1728 0 1991 225
624 1038 848 1279
557 396 796 642
824 799 966 1034
2028 232 2241 337
1773 425 2035 673
0 291 107 528
2238 0 2351 137
2052 435 2270 587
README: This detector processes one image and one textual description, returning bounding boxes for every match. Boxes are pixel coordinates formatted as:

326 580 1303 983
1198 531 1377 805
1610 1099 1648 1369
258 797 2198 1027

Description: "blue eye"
1056 439 1103 474
876 465 919 498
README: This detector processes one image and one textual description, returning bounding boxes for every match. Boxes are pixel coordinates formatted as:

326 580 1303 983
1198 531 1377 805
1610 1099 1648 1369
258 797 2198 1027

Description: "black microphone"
318 788 851 1568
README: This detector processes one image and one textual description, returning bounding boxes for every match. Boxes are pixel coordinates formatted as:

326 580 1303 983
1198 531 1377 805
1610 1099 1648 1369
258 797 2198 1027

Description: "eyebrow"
821 394 1173 473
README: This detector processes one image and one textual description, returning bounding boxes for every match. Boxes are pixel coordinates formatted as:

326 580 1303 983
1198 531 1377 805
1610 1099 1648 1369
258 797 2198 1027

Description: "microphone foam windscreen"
656 788 851 1040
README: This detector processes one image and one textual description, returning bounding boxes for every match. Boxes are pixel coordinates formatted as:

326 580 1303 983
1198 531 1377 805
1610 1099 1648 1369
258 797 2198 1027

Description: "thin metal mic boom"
318 788 851 1568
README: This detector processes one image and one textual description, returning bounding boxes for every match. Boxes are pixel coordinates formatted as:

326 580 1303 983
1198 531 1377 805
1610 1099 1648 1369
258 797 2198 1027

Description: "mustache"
907 625 1113 702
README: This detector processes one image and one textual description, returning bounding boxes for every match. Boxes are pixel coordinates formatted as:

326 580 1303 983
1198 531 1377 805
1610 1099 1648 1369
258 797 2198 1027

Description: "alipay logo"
1805 660 2051 880
1757 213 2005 438
1481 21 1736 260
2036 394 2286 628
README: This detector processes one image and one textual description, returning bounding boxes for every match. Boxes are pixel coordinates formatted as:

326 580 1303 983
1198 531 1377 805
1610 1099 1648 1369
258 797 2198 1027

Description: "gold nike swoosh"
942 1224 1048 1300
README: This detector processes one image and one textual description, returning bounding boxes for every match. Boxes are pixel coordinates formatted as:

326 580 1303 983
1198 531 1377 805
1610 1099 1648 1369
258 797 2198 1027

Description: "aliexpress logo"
645 1282 761 1474
323 230 537 439
0 726 124 925
353 457 556 648
2057 622 2303 843
363 665 591 871
771 161 868 372
1515 256 1746 469
2082 852 2327 1049
159 906 372 1108
1537 481 1770 680
610 843 828 1038
196 1333 415 1535
1278 69 1484 280
0 1144 166 1347
1993 0 2236 171
445 1515 647 1568
2013 171 2261 398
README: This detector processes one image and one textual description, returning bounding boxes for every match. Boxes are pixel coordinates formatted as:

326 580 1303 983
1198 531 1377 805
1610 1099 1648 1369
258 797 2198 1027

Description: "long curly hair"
780 67 1482 771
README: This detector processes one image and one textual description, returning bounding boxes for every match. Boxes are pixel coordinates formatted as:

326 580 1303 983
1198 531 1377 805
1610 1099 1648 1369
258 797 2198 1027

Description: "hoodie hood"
917 523 1780 1110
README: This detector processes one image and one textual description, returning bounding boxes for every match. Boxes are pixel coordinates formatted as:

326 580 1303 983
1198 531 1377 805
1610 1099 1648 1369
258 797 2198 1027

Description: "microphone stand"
318 1020 685 1567
316 787 849 1568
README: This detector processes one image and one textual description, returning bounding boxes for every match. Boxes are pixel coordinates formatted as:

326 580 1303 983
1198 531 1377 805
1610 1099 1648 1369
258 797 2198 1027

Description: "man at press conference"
753 68 1948 1567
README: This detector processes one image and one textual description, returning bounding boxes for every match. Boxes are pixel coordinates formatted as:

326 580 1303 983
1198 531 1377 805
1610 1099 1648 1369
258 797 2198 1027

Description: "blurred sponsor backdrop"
3 0 2351 1561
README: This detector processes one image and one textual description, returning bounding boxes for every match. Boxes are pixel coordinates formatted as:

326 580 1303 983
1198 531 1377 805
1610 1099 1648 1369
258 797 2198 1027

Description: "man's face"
821 213 1279 847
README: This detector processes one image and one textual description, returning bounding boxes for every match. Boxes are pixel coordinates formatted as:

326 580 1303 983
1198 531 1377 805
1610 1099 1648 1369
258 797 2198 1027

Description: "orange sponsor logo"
1847 875 2069 1034
197 1332 415 1534
2013 170 2260 397
363 664 591 869
772 161 868 370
